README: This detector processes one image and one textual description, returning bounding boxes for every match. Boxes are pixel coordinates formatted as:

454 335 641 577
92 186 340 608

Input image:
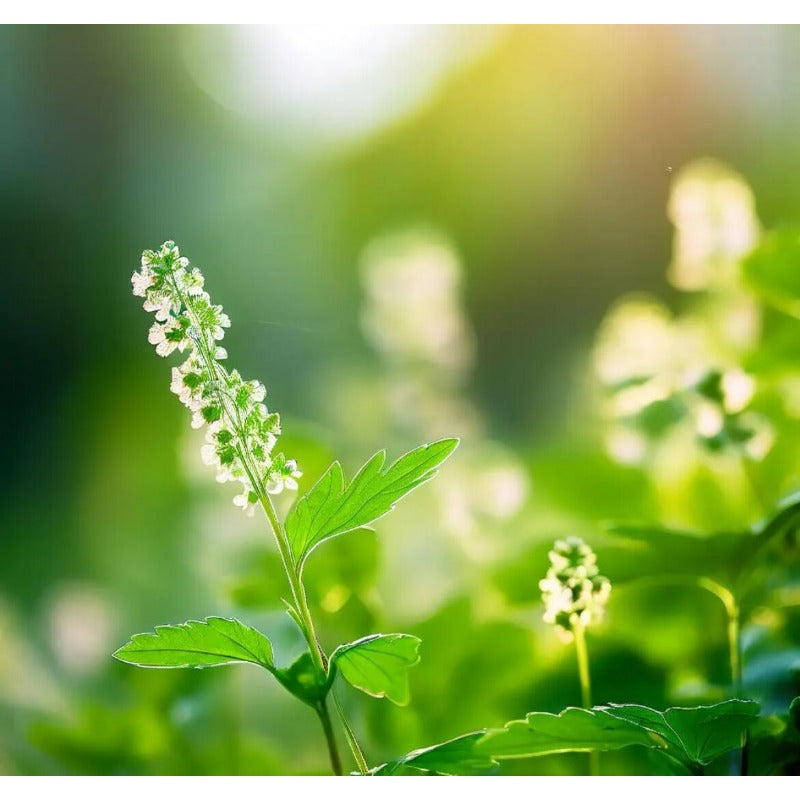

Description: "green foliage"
113 617 274 670
372 732 495 775
330 633 421 706
478 700 759 772
744 227 800 315
274 652 330 707
97 185 798 778
478 706 656 759
607 491 800 591
285 439 459 567
602 701 758 768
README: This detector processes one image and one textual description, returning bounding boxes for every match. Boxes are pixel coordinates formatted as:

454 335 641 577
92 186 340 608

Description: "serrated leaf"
603 700 759 766
477 706 657 760
372 732 496 775
113 617 273 670
478 700 759 770
273 651 329 707
285 439 459 567
330 633 421 705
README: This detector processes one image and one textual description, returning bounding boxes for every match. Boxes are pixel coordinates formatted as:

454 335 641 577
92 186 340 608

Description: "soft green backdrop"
1 25 799 775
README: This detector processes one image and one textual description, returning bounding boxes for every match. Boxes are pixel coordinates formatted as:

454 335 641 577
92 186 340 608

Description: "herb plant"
110 159 799 778
115 241 458 775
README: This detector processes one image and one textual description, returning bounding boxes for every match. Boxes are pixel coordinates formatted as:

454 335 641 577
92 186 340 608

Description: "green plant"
109 160 800 778
115 241 458 775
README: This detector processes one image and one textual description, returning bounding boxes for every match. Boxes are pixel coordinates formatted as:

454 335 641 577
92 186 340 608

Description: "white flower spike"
132 241 301 510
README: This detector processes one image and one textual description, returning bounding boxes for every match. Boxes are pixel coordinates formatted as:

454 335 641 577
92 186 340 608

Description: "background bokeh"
2 25 800 775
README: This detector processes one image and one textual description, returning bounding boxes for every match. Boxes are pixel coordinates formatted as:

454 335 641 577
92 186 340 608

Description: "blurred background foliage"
1 24 800 775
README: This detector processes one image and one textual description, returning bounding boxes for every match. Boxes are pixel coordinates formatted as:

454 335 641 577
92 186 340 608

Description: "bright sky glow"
183 25 500 146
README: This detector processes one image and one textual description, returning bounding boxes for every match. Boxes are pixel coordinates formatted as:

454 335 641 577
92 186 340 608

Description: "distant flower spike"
132 241 301 512
539 537 611 636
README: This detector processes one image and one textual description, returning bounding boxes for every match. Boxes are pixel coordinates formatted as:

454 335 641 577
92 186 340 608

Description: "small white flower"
143 293 175 322
284 460 302 491
252 382 266 403
131 269 153 297
200 444 218 466
184 268 205 296
266 476 284 495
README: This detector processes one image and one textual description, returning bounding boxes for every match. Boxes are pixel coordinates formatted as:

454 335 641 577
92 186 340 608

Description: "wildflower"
540 537 611 636
132 241 301 510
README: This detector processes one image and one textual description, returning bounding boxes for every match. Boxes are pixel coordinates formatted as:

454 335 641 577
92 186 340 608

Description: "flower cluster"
593 297 772 465
132 241 301 512
539 537 611 636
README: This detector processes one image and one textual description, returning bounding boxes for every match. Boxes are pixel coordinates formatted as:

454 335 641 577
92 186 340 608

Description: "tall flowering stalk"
119 241 459 776
540 537 610 775
132 241 301 513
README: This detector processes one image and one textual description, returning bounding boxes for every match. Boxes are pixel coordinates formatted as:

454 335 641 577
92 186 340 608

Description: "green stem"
168 273 365 774
686 579 747 775
616 575 749 774
255 489 326 670
332 691 370 775
573 623 599 776
174 275 370 775
254 485 369 774
721 593 747 776
725 601 742 697
316 700 343 776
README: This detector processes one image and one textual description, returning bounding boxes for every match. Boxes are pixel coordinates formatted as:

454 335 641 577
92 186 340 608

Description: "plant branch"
316 700 343 776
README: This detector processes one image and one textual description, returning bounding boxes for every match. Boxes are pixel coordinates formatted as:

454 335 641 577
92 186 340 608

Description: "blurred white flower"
667 159 760 291
360 229 475 376
540 537 611 636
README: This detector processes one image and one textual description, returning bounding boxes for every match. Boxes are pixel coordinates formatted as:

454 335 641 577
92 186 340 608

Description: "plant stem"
573 623 599 776
698 578 747 775
332 691 370 775
255 489 326 670
617 576 748 774
168 270 367 775
726 601 742 697
725 596 748 776
255 488 369 774
316 699 343 776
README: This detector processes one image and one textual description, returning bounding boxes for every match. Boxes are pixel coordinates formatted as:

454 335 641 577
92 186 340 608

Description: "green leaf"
372 732 496 775
477 706 657 760
330 633 421 705
273 651 329 707
285 439 459 567
603 700 759 767
113 617 273 670
478 700 759 770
